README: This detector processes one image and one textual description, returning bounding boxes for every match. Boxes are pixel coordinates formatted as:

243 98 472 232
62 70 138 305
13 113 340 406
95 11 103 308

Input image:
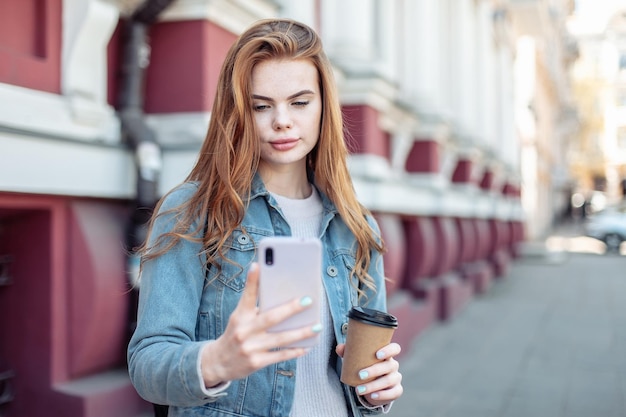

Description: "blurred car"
584 205 626 252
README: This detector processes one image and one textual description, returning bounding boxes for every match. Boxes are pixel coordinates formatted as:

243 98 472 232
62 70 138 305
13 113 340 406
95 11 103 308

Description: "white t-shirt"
271 189 349 417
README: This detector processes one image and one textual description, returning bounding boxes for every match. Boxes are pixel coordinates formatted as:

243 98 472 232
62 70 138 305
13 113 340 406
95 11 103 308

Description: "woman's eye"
293 101 309 107
254 104 269 112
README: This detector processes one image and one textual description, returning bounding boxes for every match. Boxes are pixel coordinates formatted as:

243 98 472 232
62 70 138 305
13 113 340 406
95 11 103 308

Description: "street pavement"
388 225 626 417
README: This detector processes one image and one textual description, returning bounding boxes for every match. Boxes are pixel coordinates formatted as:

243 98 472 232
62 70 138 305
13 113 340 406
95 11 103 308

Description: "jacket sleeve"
127 184 226 406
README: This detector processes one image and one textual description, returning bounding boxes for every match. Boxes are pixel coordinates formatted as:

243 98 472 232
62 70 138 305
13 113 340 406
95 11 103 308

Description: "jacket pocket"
209 229 267 292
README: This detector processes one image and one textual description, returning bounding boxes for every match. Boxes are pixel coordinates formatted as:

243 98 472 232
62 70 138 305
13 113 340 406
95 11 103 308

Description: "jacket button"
237 234 249 244
327 266 338 277
341 322 349 335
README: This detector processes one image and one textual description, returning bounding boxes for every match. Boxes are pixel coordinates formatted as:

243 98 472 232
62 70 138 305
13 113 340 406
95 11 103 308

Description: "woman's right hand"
199 262 319 388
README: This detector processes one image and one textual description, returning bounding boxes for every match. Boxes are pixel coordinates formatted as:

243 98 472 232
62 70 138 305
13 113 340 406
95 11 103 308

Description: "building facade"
509 0 580 238
0 1 574 416
568 1 626 209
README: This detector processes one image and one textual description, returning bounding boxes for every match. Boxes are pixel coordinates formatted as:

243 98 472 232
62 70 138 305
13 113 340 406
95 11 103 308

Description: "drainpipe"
117 0 174 333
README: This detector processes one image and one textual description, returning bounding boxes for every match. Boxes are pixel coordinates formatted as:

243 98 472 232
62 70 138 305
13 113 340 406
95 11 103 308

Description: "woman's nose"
272 107 293 130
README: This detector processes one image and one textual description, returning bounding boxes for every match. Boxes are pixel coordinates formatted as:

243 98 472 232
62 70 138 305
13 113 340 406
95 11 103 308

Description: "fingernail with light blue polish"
357 385 367 394
300 296 313 307
359 370 369 380
376 350 386 360
371 393 379 400
311 323 323 333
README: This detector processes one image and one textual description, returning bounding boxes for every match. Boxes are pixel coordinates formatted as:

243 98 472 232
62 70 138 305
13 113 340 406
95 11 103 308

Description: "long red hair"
140 19 385 296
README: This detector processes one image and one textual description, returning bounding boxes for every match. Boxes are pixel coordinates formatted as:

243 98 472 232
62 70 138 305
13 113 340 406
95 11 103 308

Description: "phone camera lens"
265 248 273 265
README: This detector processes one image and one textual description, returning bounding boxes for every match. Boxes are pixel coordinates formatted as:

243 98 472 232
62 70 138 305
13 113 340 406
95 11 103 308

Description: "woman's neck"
258 164 311 199
266 178 312 199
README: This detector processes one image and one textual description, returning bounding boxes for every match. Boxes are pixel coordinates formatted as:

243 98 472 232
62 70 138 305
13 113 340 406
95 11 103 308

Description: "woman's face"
251 59 322 175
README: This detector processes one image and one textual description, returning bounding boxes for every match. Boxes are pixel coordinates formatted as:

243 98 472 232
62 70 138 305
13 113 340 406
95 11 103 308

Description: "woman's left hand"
336 342 403 407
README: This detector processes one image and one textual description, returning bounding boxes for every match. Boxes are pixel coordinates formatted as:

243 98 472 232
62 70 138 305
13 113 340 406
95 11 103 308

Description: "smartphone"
258 236 322 348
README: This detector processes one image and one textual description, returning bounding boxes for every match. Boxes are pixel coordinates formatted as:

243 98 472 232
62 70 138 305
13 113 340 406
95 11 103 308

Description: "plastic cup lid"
348 306 398 329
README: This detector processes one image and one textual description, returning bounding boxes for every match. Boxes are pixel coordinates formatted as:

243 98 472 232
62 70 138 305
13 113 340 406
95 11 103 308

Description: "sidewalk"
388 235 626 417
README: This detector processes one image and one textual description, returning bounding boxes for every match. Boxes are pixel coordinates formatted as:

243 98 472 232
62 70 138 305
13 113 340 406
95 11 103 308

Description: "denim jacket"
127 174 388 417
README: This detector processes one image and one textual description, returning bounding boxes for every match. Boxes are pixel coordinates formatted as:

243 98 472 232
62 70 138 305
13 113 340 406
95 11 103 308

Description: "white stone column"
454 0 479 139
500 46 518 169
321 0 378 73
477 1 498 151
62 0 119 140
376 0 398 81
465 0 480 137
401 0 443 117
437 0 454 121
275 0 317 30
159 0 276 32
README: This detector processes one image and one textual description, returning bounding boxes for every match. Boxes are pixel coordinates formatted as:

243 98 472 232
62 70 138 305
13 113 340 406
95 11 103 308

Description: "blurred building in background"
567 1 626 214
0 1 576 416
511 0 580 238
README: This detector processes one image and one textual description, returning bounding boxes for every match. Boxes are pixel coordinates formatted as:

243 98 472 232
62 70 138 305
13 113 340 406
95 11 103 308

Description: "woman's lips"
270 139 298 151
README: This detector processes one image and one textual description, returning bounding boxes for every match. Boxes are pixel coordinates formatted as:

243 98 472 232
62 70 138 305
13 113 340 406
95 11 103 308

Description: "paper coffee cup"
340 307 398 387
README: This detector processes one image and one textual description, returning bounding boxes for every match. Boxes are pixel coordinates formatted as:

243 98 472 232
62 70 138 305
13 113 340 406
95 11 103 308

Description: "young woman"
127 18 403 417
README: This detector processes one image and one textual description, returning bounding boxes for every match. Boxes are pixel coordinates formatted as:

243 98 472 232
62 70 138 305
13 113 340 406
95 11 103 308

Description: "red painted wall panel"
0 194 142 416
0 0 61 93
403 216 437 289
473 219 491 260
342 105 390 158
107 21 122 107
374 213 406 297
455 218 477 264
405 140 439 173
430 217 460 276
480 170 494 190
145 20 236 113
0 198 65 416
67 201 129 377
452 159 472 183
